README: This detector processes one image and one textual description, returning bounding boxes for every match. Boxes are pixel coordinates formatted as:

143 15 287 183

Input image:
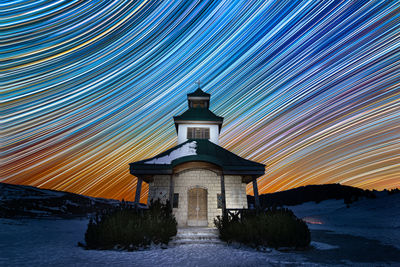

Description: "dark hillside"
0 182 140 218
248 184 376 208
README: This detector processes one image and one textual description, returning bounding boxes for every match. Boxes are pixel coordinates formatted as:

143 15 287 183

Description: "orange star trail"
2 1 399 202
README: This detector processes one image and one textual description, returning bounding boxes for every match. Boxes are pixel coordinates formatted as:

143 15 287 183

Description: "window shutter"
204 128 210 139
187 128 193 139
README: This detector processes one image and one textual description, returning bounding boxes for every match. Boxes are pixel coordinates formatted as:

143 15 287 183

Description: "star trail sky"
2 0 399 201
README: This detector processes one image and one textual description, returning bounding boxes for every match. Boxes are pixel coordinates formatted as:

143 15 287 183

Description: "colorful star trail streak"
1 0 399 201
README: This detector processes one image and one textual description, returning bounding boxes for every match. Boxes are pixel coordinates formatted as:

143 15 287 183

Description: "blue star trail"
1 0 399 201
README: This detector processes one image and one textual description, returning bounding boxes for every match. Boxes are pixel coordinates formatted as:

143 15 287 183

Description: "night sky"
2 1 399 202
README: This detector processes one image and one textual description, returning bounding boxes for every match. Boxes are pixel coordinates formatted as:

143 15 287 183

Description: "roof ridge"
187 88 210 97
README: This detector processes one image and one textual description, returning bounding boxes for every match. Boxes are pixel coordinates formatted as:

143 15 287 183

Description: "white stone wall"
173 169 221 227
148 169 248 227
225 175 248 209
177 124 220 144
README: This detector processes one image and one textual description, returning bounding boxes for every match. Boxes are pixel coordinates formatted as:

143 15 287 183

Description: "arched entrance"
187 187 208 226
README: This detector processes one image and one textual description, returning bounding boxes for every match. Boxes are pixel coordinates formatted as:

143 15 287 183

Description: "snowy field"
289 192 400 250
1 193 399 266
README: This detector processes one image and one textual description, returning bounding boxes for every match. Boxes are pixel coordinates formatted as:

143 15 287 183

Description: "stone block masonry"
148 169 248 227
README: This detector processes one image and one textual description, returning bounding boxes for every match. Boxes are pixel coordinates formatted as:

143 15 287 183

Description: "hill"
247 184 379 208
0 182 138 218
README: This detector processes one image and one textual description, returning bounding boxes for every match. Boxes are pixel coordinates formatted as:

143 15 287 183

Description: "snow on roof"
143 141 197 164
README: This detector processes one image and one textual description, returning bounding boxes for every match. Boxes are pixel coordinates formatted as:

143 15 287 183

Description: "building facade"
130 87 265 227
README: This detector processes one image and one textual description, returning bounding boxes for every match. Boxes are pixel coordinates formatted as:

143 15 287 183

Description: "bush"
84 200 177 250
214 208 310 249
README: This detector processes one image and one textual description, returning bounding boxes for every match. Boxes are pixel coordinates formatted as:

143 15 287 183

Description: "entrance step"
169 227 224 246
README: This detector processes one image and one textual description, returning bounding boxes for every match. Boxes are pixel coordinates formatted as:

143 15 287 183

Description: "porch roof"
129 139 265 182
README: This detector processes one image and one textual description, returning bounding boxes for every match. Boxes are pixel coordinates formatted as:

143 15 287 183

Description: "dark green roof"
173 108 223 123
187 88 210 98
129 140 265 180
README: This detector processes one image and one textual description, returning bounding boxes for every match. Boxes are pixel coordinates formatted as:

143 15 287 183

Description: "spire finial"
195 79 201 89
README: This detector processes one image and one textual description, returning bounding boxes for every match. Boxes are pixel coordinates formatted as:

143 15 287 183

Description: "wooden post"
252 176 260 211
134 176 143 205
169 174 174 209
220 173 227 217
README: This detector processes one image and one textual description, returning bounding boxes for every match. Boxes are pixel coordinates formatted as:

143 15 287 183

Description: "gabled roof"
187 88 210 98
130 139 265 182
173 108 223 123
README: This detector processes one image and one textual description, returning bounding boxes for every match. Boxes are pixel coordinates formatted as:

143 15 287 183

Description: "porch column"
252 176 260 211
169 174 174 209
220 173 227 217
134 176 143 204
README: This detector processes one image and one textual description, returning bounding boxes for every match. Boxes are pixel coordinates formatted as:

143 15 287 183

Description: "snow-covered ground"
289 192 400 250
0 193 399 266
0 218 313 266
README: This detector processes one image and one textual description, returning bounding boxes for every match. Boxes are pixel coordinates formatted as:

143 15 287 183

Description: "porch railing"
226 208 257 221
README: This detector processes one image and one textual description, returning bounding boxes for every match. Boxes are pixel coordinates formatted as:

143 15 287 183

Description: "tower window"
187 127 210 139
191 100 208 108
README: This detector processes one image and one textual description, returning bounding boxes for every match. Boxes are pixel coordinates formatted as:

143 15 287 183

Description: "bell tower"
173 87 223 145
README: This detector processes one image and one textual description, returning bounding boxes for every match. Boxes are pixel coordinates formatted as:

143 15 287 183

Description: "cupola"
187 88 210 108
173 87 223 145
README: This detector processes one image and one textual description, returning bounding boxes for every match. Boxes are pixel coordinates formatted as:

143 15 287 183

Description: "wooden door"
187 188 207 226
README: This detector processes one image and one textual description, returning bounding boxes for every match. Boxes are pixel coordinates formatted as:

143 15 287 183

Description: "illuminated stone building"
130 87 265 227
